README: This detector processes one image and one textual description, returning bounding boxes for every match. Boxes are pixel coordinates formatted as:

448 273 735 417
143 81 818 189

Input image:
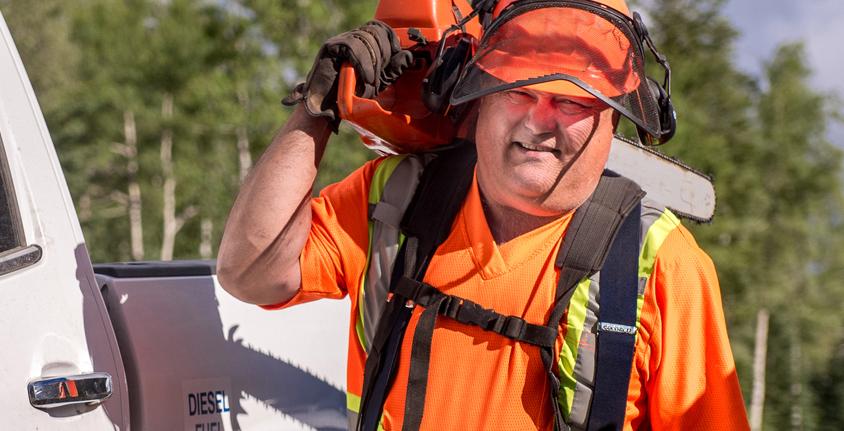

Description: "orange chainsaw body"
336 0 480 154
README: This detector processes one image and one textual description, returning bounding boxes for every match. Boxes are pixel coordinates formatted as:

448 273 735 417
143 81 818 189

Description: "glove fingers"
353 27 390 96
366 20 402 53
380 50 413 92
326 32 380 94
348 32 382 90
360 21 394 64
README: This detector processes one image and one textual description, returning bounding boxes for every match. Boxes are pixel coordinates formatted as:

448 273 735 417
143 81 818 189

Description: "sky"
723 0 844 144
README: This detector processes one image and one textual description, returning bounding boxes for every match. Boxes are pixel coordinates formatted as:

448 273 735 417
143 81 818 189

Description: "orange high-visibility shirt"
263 157 749 430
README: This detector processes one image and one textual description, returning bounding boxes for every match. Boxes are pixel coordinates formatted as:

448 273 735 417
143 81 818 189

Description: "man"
218 0 750 429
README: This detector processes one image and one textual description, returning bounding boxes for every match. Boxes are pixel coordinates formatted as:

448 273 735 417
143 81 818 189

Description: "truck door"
0 12 129 430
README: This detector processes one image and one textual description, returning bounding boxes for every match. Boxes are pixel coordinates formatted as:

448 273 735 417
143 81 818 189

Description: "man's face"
474 88 617 217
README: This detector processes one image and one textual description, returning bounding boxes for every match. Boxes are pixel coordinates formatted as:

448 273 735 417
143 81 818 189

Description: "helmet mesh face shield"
451 2 662 138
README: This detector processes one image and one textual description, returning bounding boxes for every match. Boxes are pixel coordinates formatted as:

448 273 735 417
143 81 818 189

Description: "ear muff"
422 35 476 114
632 11 676 146
636 77 676 146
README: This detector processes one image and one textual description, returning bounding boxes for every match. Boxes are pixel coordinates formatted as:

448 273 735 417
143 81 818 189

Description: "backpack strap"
541 171 645 431
360 155 427 352
585 199 641 431
356 141 477 431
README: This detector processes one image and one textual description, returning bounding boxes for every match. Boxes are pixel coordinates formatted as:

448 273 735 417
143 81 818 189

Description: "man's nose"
523 100 558 137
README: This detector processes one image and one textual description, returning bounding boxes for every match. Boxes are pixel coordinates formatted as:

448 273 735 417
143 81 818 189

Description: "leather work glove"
282 20 414 132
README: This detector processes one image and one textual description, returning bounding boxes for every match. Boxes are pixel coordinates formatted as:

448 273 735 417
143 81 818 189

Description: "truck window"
0 134 23 253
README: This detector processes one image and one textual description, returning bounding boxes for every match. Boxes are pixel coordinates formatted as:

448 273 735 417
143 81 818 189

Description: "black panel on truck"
93 260 217 278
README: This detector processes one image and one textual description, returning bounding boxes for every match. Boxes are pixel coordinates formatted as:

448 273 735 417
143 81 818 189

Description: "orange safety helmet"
452 0 673 144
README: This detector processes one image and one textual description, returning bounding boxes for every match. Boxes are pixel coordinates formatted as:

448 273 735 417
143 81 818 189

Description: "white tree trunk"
790 332 803 431
124 110 144 261
236 86 252 183
750 308 769 431
159 94 196 260
199 218 213 259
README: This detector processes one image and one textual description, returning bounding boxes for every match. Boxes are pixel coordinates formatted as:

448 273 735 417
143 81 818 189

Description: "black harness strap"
541 171 645 431
402 294 443 431
586 202 641 431
394 277 557 348
403 171 644 431
356 142 477 431
399 143 477 431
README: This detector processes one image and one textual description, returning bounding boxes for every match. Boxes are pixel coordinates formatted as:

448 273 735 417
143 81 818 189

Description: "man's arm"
640 224 749 430
217 106 332 305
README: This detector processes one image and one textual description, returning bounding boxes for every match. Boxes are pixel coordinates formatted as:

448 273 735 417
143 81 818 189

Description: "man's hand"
282 20 413 130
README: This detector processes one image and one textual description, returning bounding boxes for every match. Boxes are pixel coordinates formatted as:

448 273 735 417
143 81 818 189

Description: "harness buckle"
442 296 463 319
501 316 527 339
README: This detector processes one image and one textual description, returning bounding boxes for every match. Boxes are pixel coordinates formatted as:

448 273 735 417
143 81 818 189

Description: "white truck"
0 12 350 431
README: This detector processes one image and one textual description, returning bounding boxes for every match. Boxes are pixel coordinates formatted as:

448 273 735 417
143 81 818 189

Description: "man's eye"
556 98 601 114
504 90 534 103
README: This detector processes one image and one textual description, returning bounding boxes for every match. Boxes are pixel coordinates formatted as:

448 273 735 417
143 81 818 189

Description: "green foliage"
648 1 844 429
752 43 844 430
235 0 377 190
0 0 80 118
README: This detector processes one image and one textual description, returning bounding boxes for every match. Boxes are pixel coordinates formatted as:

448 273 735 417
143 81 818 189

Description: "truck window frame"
0 133 42 276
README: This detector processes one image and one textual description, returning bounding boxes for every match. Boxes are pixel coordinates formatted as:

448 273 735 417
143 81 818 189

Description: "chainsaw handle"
338 63 406 121
337 62 457 153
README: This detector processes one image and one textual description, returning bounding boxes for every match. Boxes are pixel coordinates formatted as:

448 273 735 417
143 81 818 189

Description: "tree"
646 2 844 430
0 0 80 120
41 0 282 262
753 42 844 431
235 0 378 192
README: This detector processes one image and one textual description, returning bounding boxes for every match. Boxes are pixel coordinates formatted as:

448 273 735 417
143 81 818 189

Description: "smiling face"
474 88 617 218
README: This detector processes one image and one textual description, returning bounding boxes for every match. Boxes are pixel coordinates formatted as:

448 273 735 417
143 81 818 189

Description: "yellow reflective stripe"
347 391 361 413
636 209 679 321
347 392 386 431
636 290 646 324
357 156 409 351
638 210 680 279
355 306 366 352
557 277 592 415
368 156 407 204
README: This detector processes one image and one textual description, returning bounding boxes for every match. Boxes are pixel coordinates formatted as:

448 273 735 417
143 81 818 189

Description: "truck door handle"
28 372 113 408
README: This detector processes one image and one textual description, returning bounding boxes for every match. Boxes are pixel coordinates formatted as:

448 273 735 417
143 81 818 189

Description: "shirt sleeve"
633 223 750 430
260 158 383 310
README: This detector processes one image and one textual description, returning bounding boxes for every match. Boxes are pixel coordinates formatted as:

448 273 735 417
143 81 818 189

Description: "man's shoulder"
639 197 714 274
317 156 389 199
